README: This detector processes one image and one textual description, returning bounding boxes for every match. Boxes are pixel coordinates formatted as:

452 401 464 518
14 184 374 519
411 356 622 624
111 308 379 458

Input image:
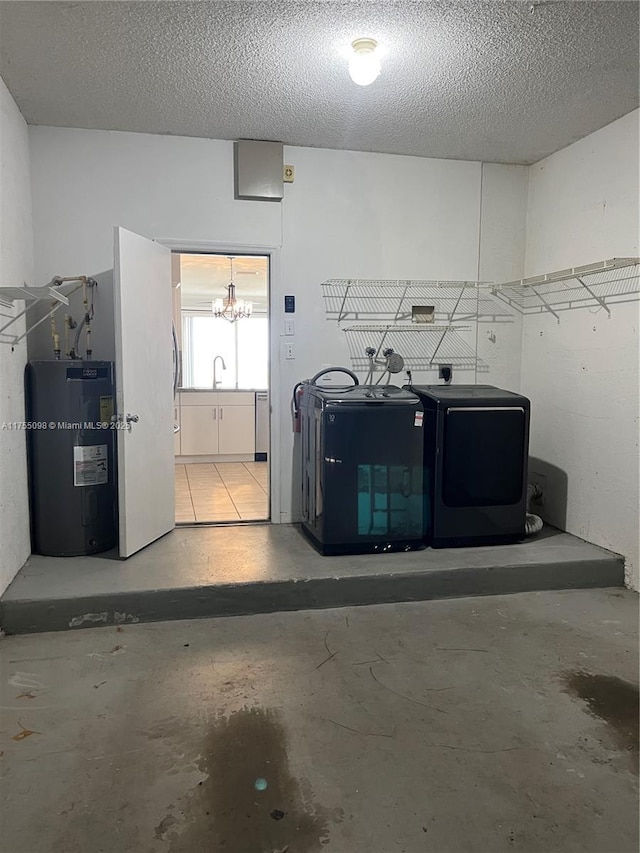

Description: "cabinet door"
218 406 255 455
180 406 219 455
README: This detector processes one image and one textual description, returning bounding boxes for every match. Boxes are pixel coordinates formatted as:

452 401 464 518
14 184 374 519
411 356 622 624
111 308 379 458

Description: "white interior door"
114 227 174 557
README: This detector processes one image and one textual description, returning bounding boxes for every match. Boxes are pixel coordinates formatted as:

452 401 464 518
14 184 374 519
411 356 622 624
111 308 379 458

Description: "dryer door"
442 406 526 507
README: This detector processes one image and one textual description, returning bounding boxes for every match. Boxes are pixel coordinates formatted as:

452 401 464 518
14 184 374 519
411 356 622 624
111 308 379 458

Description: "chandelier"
212 257 253 322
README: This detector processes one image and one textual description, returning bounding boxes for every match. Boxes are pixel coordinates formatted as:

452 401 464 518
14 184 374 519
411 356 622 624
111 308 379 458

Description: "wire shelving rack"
490 258 640 320
320 279 511 375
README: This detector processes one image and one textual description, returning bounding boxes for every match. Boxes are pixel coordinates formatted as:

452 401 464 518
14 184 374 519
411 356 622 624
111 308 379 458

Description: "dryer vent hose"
525 483 543 537
525 513 543 536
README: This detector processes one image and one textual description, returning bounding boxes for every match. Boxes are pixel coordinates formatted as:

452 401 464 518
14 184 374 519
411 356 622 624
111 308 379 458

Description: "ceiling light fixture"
212 257 253 322
348 38 381 86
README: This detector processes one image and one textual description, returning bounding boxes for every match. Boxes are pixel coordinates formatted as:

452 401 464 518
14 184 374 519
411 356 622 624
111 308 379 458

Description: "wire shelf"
341 324 472 332
321 279 513 323
343 327 487 373
491 258 640 318
0 276 96 346
320 259 639 378
320 278 504 375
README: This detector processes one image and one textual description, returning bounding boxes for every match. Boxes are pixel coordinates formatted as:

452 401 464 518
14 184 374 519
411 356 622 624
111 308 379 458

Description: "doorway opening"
172 252 270 524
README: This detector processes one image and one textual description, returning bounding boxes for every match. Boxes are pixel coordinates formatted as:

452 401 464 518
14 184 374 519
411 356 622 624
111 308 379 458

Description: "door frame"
160 238 281 525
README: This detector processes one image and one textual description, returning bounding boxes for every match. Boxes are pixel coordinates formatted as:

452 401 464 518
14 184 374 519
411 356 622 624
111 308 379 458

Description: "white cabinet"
218 405 255 454
178 392 255 457
180 404 219 455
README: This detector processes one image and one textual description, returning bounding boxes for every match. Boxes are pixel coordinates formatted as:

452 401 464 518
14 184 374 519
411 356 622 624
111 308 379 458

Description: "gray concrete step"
0 524 624 634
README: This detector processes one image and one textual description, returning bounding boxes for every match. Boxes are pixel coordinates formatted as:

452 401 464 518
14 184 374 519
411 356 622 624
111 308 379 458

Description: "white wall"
477 163 528 391
29 130 281 280
522 110 640 589
0 79 33 595
15 113 640 588
28 125 527 523
279 148 526 517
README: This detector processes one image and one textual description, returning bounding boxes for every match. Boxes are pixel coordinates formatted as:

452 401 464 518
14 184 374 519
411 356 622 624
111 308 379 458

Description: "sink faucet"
213 355 226 388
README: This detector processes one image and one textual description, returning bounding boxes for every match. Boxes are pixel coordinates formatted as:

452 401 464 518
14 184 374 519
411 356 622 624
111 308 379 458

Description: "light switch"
284 319 295 336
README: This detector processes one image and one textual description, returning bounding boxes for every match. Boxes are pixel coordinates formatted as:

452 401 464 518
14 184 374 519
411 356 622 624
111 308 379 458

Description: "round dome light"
348 38 381 86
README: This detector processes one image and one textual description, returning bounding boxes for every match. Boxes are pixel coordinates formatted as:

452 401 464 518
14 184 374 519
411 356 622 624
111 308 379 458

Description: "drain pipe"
526 483 544 537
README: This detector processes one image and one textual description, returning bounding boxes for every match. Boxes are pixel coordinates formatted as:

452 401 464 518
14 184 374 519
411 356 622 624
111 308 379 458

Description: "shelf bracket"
529 285 560 321
0 301 66 347
428 329 448 366
429 283 468 365
394 281 409 324
337 280 352 323
0 278 87 346
0 300 33 337
575 277 611 317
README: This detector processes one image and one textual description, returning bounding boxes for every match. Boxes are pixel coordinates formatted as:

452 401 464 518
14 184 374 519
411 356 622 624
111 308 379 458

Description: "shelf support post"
394 281 409 323
529 286 560 321
575 277 611 316
0 300 34 337
429 284 467 366
337 280 352 323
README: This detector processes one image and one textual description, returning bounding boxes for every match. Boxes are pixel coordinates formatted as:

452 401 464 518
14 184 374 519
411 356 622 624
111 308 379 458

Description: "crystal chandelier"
212 257 253 322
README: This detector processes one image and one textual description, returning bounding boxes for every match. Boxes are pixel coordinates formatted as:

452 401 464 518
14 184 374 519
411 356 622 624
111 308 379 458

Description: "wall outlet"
283 342 295 360
438 364 453 383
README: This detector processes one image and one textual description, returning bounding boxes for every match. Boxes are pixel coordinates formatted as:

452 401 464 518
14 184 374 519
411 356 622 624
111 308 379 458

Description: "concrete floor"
1 589 637 853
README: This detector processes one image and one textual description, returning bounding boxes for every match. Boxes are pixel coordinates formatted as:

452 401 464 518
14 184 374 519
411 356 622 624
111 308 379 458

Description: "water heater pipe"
50 308 61 359
70 279 96 359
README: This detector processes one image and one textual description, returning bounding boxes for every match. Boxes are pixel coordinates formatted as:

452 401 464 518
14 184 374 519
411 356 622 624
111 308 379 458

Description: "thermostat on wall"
284 295 295 313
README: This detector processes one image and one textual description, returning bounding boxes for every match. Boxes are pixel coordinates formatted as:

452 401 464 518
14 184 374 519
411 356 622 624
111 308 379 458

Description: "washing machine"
406 385 530 547
300 383 424 555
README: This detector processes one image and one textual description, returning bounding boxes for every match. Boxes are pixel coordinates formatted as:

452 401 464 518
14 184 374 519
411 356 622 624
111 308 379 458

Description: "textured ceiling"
0 1 638 164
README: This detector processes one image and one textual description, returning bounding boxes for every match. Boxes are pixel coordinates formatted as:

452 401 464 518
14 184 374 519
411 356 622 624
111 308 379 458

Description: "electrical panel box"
234 140 284 201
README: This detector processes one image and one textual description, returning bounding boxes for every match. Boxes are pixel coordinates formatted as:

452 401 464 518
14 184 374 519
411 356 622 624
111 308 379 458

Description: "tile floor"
175 461 269 524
